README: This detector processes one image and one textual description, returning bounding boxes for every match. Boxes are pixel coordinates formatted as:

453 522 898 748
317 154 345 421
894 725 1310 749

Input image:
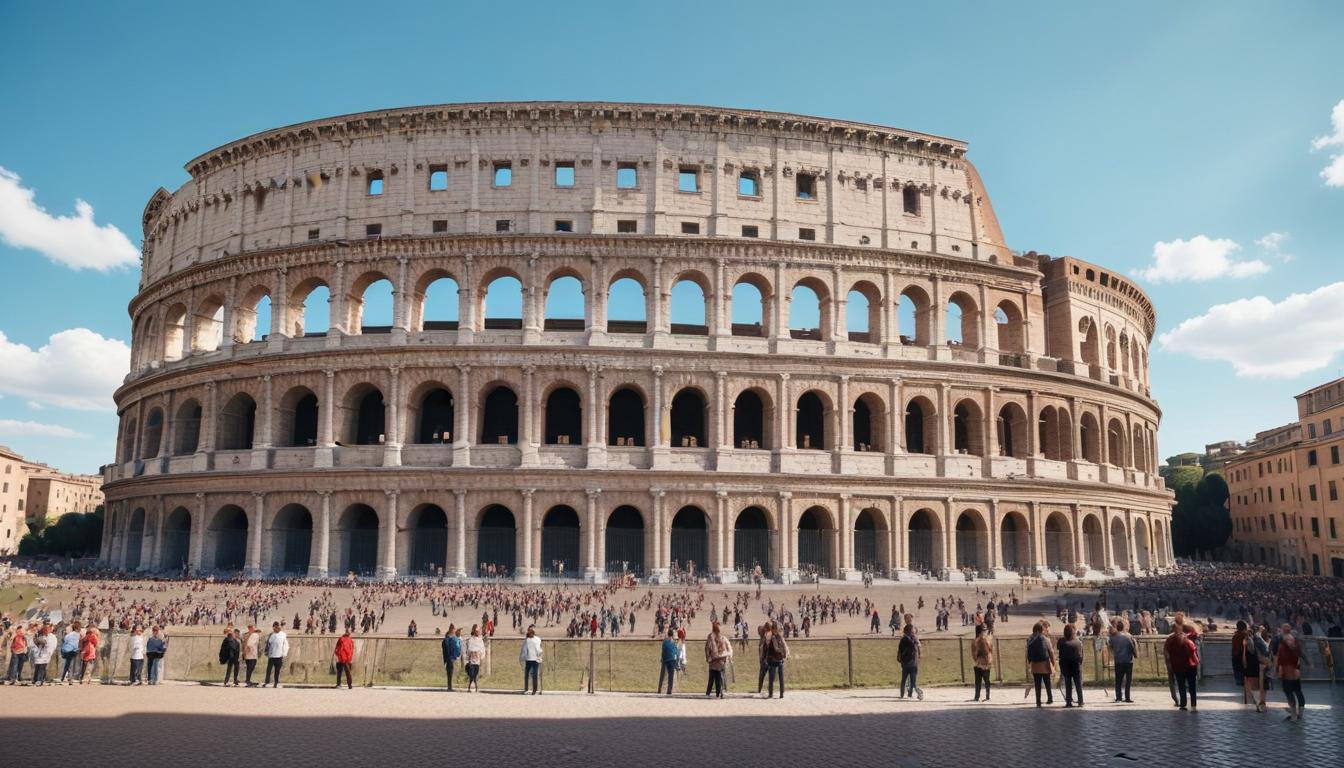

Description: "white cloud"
1159 281 1344 378
0 419 90 439
0 166 140 271
1311 99 1344 187
1255 231 1292 262
26 400 45 411
0 328 129 410
1134 235 1270 284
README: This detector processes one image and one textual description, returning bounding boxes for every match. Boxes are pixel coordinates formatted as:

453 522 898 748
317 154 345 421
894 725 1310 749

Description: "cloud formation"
0 419 90 439
1255 231 1293 262
1159 281 1344 378
1312 99 1344 187
0 166 140 271
1135 235 1270 284
0 328 129 410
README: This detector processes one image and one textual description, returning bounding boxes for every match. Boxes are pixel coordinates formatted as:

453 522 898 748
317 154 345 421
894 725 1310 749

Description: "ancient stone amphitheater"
100 102 1173 583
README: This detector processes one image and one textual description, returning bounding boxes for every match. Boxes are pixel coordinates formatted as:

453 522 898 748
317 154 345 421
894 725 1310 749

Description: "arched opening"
1120 334 1132 377
897 286 931 345
235 288 271 344
477 505 517 576
120 418 137 464
415 387 455 444
1111 517 1129 571
216 393 257 450
418 273 460 331
731 277 768 337
544 387 583 445
350 275 394 334
336 504 379 576
670 506 709 574
345 386 386 446
160 507 191 572
847 282 881 344
141 409 164 460
483 274 523 330
996 403 1028 458
408 504 448 576
995 301 1025 353
853 509 886 572
796 507 835 578
172 400 202 456
1105 325 1118 371
543 275 585 331
952 399 984 455
1078 319 1099 368
794 390 827 450
480 386 519 444
163 304 187 361
946 292 979 348
191 296 225 352
1044 512 1071 571
125 508 145 570
955 511 988 571
669 277 708 335
734 506 771 575
271 504 313 575
607 387 645 446
605 505 645 576
278 387 319 447
907 509 940 572
852 393 883 452
789 281 824 340
904 396 936 454
1079 413 1101 463
1037 405 1071 461
607 276 647 334
541 505 581 577
1134 519 1151 570
1107 419 1128 467
1131 424 1147 472
733 389 768 449
290 279 330 337
209 505 249 572
670 388 707 448
1000 512 1029 571
1082 515 1104 570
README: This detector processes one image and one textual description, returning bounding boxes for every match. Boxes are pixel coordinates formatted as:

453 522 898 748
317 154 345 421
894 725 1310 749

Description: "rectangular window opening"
307 228 320 241
739 171 760 197
554 220 574 233
681 221 700 235
741 225 759 238
616 164 638 189
798 227 816 241
429 165 449 191
367 173 384 196
795 172 816 200
554 162 575 188
432 219 448 233
616 219 637 234
365 223 382 238
493 163 512 187
678 167 699 193
495 219 513 233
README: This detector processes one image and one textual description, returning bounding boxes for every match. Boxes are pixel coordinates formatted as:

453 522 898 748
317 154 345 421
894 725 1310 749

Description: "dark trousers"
1175 667 1197 708
129 658 144 684
973 667 991 700
466 663 480 687
335 662 353 688
900 664 918 696
223 660 239 685
1061 662 1083 705
756 662 767 693
264 657 283 687
523 660 539 693
1033 672 1053 705
6 652 26 682
444 660 455 690
767 661 785 697
32 663 48 685
1282 678 1304 708
59 651 77 681
706 668 724 697
244 659 257 684
1167 667 1178 703
1114 662 1133 701
658 660 677 694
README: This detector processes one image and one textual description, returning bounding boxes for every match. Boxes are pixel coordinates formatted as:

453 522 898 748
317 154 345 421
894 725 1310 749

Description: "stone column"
1070 503 1083 573
518 489 536 583
588 256 607 344
777 491 793 582
458 255 476 344
520 365 538 466
310 491 331 578
583 489 602 581
838 493 853 580
522 255 540 344
271 266 289 342
384 366 402 466
195 382 217 471
392 256 410 343
835 374 850 460
253 375 273 470
715 370 729 455
1102 506 1115 574
650 365 668 468
777 372 791 450
379 490 398 580
189 493 206 573
650 489 667 582
454 365 472 466
715 490 730 579
453 489 468 578
315 370 335 468
943 496 955 576
890 495 904 578
245 492 265 577
585 364 604 466
772 261 789 346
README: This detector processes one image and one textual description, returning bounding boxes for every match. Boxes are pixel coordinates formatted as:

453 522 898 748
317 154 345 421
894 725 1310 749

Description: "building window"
367 172 384 196
1331 481 1339 502
1312 518 1321 537
1333 445 1340 464
554 162 575 188
680 222 700 235
678 167 699 193
1309 423 1317 438
1331 519 1338 538
307 228 320 241
903 185 920 214
1309 484 1318 501
616 163 638 189
741 225 759 238
554 220 574 233
798 228 816 241
616 219 637 233
495 219 513 233
432 219 448 233
493 163 512 187
429 165 449 191
365 223 382 238
796 173 816 200
739 171 760 197
1309 449 1318 466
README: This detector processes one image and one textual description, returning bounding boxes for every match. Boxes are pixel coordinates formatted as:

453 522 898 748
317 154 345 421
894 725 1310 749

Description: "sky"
1 1 1342 474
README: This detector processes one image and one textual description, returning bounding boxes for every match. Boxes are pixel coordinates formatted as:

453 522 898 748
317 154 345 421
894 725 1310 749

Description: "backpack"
897 636 915 665
1027 634 1049 663
768 634 787 663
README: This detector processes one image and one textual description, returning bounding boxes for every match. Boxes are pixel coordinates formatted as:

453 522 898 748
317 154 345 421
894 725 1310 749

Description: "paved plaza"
4 681 1338 766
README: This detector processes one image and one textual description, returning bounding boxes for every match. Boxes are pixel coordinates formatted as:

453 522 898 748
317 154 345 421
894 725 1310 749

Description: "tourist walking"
264 621 289 688
1109 618 1137 703
762 620 789 698
1057 624 1084 707
519 625 542 694
219 628 241 686
441 624 461 691
242 624 261 686
1248 623 1271 712
897 622 921 700
146 626 167 684
971 623 992 702
704 621 731 698
1274 624 1305 721
1235 620 1265 711
658 629 679 694
333 630 355 689
59 621 80 684
1164 621 1199 711
127 625 145 685
464 625 485 692
1026 621 1055 707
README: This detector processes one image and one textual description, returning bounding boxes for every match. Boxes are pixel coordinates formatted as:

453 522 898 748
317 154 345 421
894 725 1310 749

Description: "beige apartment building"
1227 377 1344 578
0 445 105 554
1 445 28 554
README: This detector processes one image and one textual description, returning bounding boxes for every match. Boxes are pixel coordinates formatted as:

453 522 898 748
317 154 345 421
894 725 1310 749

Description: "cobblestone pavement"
3 681 1338 766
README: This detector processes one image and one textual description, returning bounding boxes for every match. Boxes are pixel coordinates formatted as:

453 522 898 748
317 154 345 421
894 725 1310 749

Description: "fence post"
587 634 595 694
846 637 854 688
994 636 1002 683
958 637 965 684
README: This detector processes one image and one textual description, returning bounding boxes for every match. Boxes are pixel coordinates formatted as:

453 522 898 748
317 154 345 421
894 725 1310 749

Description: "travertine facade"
101 102 1173 581
1227 377 1344 578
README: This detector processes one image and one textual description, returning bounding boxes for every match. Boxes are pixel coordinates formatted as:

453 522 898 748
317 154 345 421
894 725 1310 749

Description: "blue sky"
1 1 1342 474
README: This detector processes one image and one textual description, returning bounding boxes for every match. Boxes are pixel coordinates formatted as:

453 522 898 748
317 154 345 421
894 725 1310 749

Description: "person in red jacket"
333 631 355 689
1164 622 1200 711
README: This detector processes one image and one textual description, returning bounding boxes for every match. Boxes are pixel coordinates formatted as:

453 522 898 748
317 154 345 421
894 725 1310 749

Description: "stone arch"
287 276 330 337
342 383 386 445
847 280 882 343
605 505 646 576
543 271 586 331
269 503 313 575
163 303 187 361
907 508 942 572
794 389 831 450
1000 510 1030 571
172 399 202 456
1119 333 1132 377
670 386 708 448
234 285 272 344
669 271 710 334
1078 317 1099 368
733 505 772 575
125 507 146 570
480 384 519 444
141 408 164 460
994 300 1025 353
732 387 774 449
216 392 257 450
541 505 581 577
160 506 191 572
852 392 885 452
607 272 648 334
607 386 646 446
476 504 517 576
1110 516 1129 571
277 385 319 447
897 285 932 345
1079 412 1101 463
1106 418 1128 467
543 384 583 445
481 270 524 330
1043 511 1073 571
854 508 888 571
904 395 937 454
191 294 225 352
946 290 980 347
207 504 249 572
408 383 455 444
952 398 985 455
1131 423 1147 472
789 276 830 340
1082 514 1105 569
119 414 137 464
406 503 448 576
1037 405 1072 461
1133 517 1151 570
670 505 710 574
954 509 990 571
347 271 394 334
996 402 1028 458
334 503 380 576
1105 324 1118 371
413 269 460 331
730 272 772 337
796 506 837 577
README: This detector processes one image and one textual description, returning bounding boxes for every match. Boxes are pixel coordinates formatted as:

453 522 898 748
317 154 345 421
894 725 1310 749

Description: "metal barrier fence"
11 634 1332 692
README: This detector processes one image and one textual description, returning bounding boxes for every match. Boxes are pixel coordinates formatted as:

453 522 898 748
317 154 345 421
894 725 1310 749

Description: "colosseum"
100 101 1174 583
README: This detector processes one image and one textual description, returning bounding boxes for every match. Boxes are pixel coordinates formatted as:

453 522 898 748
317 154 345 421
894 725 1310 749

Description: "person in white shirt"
518 625 543 694
128 626 147 685
264 622 289 688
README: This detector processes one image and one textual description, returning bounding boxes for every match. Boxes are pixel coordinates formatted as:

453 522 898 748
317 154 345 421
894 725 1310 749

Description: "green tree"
1171 472 1231 558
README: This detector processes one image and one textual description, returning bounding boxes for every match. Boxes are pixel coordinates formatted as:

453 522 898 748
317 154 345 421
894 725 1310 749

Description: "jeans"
900 664 918 697
1033 672 1053 705
129 658 144 684
335 662 353 688
148 656 163 684
658 660 677 694
6 652 26 682
244 659 257 684
1061 662 1083 705
757 662 767 693
766 661 785 697
466 663 480 688
264 657 283 687
32 663 48 685
1282 678 1305 708
223 660 239 685
444 660 455 690
973 667 991 700
1114 662 1133 701
706 669 724 697
59 651 78 682
523 660 539 693
1167 666 1177 703
1175 667 1197 708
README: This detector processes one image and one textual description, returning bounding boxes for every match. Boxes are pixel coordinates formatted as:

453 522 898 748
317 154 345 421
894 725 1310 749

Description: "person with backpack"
441 624 461 691
898 622 922 700
761 620 788 698
1108 617 1138 703
333 630 355 689
219 627 241 686
704 621 732 698
1057 624 1084 707
658 629 680 695
1164 621 1199 711
1026 621 1055 707
1274 623 1305 721
145 626 168 685
971 623 993 702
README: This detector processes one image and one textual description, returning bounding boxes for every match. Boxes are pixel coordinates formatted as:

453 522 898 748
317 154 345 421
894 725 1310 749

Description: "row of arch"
106 497 1173 578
